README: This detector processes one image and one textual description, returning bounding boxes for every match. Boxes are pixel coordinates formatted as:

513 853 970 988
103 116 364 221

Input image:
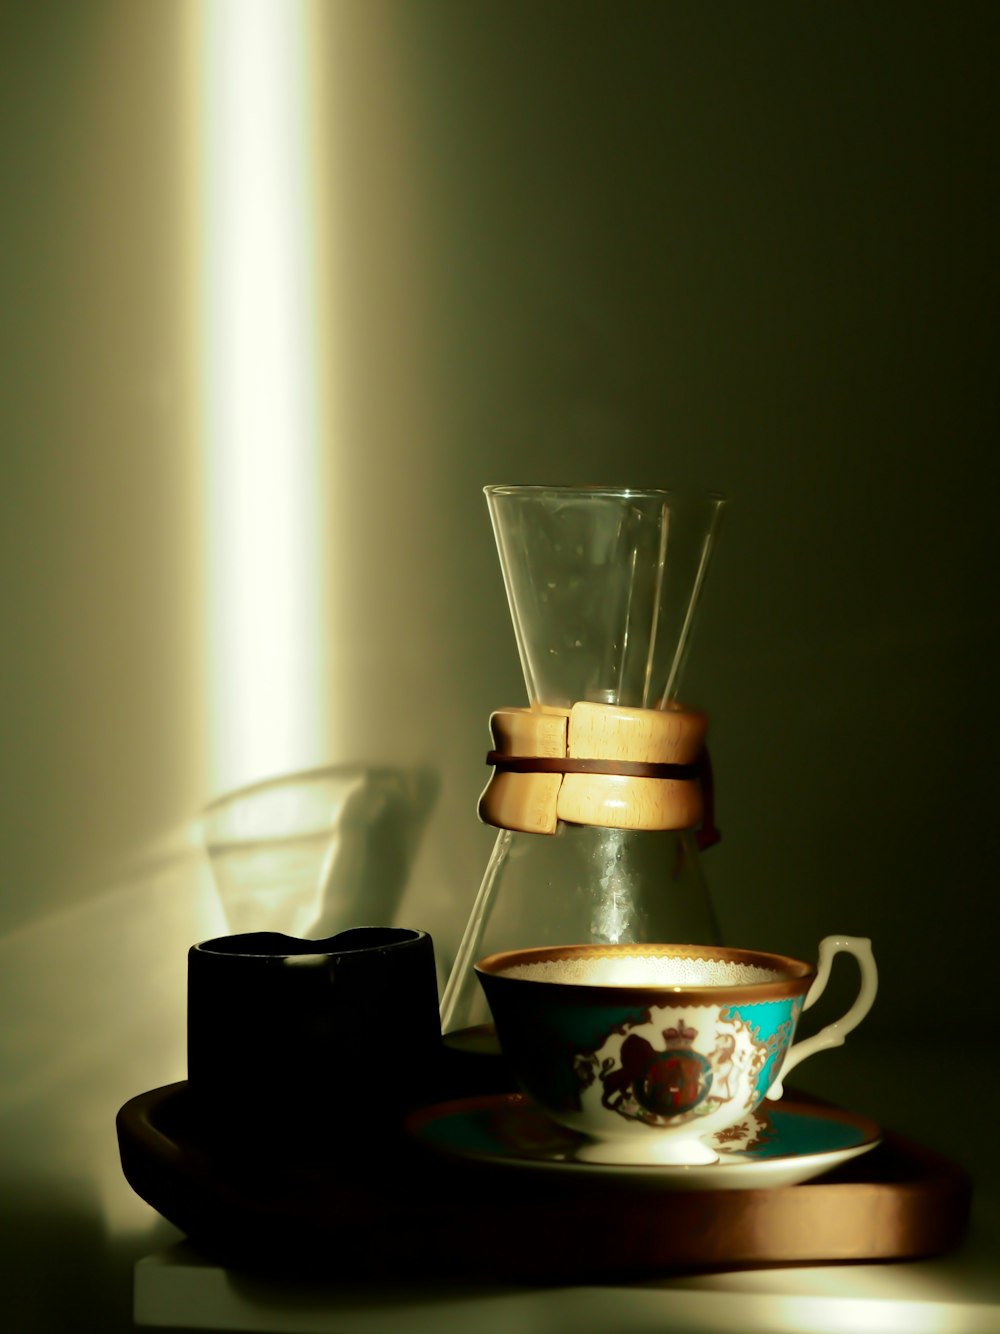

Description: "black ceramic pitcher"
187 926 441 1157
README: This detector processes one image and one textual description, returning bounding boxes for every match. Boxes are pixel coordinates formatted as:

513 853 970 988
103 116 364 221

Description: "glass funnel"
440 485 727 1045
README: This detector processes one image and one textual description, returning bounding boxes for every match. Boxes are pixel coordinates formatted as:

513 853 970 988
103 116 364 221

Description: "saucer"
406 1092 882 1190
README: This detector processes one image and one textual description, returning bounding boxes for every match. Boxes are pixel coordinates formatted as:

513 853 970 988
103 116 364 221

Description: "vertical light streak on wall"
201 0 327 794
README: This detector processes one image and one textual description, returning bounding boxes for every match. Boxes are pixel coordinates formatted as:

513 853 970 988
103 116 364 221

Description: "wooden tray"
117 1080 971 1282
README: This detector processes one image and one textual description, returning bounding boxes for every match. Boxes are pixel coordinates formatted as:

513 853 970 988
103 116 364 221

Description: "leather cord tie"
486 753 701 781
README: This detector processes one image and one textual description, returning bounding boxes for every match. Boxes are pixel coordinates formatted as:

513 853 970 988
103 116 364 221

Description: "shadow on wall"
0 1179 177 1333
0 851 215 1333
0 767 438 1331
201 765 439 941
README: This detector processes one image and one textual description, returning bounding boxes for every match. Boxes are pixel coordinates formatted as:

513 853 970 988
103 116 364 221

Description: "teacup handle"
766 936 877 1101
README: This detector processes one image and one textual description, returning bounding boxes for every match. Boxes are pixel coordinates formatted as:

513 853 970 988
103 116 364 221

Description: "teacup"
475 937 876 1165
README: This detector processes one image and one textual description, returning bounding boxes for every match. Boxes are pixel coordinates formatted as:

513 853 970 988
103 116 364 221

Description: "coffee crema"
499 955 782 989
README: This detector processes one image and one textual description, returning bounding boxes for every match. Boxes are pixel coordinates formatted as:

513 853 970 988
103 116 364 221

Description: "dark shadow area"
0 1178 180 1333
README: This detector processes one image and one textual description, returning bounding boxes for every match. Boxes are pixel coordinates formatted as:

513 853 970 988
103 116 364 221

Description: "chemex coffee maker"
440 484 728 1054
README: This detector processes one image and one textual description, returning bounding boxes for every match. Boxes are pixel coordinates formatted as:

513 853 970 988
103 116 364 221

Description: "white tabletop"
135 1224 1000 1334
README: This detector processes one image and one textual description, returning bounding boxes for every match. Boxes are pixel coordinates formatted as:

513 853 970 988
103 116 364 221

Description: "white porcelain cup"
476 936 877 1165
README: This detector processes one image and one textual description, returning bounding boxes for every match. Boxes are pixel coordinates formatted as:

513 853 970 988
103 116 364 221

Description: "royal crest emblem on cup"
576 1003 799 1129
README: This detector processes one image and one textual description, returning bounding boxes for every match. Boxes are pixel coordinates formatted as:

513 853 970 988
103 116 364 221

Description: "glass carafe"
440 485 727 1050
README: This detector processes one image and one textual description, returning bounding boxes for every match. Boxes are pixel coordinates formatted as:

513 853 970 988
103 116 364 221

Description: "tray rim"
117 1079 973 1279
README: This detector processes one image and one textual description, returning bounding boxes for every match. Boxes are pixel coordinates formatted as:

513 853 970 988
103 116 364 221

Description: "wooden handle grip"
479 703 709 834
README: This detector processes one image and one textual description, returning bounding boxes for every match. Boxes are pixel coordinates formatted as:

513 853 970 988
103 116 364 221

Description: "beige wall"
316 1 1000 1011
1 2 204 935
2 0 997 1005
0 5 997 1323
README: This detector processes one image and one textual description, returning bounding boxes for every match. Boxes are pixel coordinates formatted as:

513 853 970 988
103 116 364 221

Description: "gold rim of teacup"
475 942 816 1006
